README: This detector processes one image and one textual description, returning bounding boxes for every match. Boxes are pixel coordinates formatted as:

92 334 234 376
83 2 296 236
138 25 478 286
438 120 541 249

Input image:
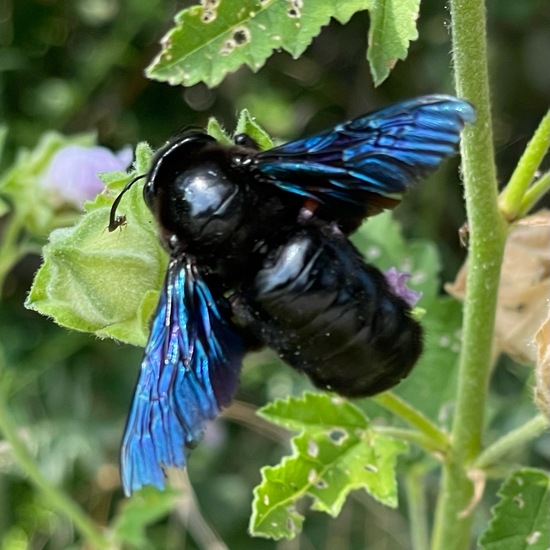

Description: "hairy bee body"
114 95 475 494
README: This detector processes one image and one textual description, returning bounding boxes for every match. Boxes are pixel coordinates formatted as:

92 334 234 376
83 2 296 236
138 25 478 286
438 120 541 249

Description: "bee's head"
145 131 249 253
144 132 214 210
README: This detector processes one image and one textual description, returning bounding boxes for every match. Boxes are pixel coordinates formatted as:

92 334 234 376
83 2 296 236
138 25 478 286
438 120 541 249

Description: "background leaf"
367 0 421 85
0 132 96 234
146 0 369 87
479 469 550 550
111 488 179 549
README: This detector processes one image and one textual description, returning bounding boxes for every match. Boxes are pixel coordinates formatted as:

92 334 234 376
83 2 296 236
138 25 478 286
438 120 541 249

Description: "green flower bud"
26 143 166 347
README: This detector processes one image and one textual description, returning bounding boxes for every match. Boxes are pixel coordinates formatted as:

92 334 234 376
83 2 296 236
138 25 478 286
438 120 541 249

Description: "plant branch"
371 392 449 453
473 414 549 471
431 0 507 548
499 111 550 220
518 170 550 217
374 426 445 454
0 214 25 294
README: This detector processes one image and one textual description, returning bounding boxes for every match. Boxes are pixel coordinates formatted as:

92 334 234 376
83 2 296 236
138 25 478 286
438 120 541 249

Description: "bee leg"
228 292 264 351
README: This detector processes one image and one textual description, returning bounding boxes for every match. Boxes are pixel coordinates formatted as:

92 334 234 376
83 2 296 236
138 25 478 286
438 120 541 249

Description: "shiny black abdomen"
232 226 423 397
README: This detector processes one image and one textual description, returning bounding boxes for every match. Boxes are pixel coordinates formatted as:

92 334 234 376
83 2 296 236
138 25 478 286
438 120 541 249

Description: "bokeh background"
1 0 549 548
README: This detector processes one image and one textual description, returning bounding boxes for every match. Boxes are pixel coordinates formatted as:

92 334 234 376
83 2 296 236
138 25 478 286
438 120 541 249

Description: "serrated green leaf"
206 117 233 145
259 392 368 431
367 0 420 85
235 109 274 150
25 143 167 347
250 393 407 540
110 487 178 548
479 469 550 550
146 0 369 87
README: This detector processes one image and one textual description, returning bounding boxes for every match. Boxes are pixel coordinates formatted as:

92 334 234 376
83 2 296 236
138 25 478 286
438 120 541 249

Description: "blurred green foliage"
0 0 548 548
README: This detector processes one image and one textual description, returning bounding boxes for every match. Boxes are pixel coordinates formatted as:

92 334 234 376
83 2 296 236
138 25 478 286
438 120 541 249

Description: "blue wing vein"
120 255 243 495
254 95 475 211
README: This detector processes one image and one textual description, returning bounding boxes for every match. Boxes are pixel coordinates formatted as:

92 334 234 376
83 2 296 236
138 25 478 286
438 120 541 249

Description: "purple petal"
41 144 133 208
384 267 422 307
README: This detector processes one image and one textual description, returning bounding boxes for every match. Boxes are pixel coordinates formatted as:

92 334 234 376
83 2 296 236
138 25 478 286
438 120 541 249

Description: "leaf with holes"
250 393 407 539
479 469 550 550
146 0 369 87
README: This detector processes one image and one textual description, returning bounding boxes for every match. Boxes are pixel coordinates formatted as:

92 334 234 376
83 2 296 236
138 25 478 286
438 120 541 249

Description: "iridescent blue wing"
254 95 475 217
121 255 243 495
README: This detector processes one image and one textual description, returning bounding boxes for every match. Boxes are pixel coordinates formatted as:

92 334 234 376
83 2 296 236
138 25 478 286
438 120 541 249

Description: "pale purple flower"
41 145 133 208
384 267 422 307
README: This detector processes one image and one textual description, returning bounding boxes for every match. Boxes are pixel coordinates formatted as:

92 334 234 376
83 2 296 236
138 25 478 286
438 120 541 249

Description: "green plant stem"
405 464 431 550
431 1 507 548
499 111 550 220
518 170 550 217
0 385 109 549
0 214 25 293
375 427 444 454
473 414 549 471
372 392 449 452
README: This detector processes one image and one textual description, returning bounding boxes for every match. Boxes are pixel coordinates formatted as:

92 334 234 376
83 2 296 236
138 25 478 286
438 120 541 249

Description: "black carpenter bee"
110 95 475 495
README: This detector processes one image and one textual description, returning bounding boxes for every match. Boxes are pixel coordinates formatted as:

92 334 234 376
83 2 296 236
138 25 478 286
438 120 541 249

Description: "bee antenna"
108 174 147 232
